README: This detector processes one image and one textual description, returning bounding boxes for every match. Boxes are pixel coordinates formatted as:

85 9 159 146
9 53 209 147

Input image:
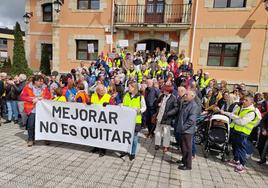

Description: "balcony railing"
114 3 192 25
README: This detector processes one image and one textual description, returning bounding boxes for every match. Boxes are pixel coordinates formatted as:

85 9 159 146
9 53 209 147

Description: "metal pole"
190 0 198 61
110 0 115 52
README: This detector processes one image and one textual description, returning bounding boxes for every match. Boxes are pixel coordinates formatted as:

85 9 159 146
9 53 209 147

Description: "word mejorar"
52 106 118 125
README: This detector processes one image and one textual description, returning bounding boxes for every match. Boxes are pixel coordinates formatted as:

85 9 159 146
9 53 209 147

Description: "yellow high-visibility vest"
91 93 111 105
123 92 142 124
127 70 142 83
230 107 260 135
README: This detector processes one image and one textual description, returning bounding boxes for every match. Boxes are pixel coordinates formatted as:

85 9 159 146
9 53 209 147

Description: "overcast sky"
0 0 26 30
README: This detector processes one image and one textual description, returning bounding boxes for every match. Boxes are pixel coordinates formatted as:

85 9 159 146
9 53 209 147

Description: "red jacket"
20 83 51 115
168 62 178 78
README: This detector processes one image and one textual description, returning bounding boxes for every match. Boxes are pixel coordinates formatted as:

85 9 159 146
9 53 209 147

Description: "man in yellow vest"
120 81 146 160
220 94 261 173
200 72 212 90
90 84 113 157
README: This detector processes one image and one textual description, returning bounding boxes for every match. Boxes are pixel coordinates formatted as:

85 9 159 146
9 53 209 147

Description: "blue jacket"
145 87 160 108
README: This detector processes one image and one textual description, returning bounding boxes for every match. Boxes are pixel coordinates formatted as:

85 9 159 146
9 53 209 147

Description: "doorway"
145 0 165 23
135 39 170 52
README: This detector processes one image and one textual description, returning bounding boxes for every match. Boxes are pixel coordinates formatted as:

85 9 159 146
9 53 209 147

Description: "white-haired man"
176 90 198 170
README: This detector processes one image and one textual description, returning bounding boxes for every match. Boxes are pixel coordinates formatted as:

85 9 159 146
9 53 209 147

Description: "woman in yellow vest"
120 81 147 161
53 88 66 102
90 84 113 157
220 94 261 173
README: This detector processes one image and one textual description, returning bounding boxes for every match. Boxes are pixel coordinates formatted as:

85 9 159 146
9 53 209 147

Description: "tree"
12 22 32 76
40 45 51 75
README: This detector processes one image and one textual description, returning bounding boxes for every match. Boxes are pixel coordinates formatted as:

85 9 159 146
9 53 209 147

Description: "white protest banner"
106 35 113 44
35 100 137 153
118 40 129 47
0 51 8 58
108 52 116 59
136 43 146 51
163 33 169 41
88 43 94 53
171 41 178 48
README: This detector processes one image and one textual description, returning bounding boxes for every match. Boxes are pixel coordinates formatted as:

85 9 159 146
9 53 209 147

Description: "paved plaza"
0 123 268 188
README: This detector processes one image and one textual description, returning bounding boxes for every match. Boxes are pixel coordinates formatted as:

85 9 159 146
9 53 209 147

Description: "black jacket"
5 84 19 100
156 94 179 125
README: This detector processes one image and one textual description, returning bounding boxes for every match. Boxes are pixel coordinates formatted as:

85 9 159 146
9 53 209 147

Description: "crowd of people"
0 47 268 173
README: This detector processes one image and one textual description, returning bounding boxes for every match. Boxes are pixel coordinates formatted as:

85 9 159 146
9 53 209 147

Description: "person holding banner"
75 83 89 104
121 81 147 160
90 84 114 157
20 75 51 147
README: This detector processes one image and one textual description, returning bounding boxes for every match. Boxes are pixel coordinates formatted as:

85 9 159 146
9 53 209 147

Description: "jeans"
246 138 254 156
131 132 139 155
18 101 27 125
27 113 36 141
232 132 248 166
6 100 19 121
173 126 181 146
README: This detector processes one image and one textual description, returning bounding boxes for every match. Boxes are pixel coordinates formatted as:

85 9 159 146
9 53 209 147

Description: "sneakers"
27 141 34 147
3 120 12 124
227 159 239 167
234 164 246 173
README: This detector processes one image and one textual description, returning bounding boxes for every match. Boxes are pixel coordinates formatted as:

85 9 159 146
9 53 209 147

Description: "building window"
42 3 53 22
207 43 240 67
214 0 246 8
0 38 7 49
41 44 53 60
77 0 100 10
76 40 98 60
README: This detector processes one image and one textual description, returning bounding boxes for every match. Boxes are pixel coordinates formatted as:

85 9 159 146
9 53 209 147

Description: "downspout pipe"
190 0 199 61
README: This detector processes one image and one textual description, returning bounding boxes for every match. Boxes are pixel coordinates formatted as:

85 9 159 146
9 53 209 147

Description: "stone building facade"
25 0 268 91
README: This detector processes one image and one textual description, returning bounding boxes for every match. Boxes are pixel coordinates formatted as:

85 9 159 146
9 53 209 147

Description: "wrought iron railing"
114 3 192 25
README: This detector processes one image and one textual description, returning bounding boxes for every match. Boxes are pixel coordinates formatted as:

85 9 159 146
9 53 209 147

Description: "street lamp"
53 0 64 13
23 12 33 24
